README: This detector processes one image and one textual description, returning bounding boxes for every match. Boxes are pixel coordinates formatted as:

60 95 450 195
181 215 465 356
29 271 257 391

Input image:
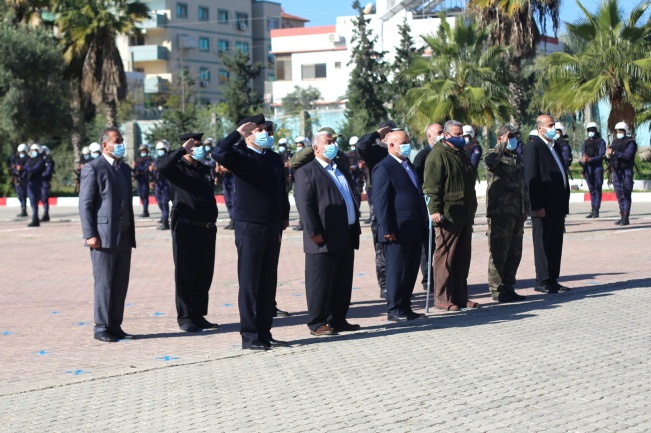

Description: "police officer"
290 136 309 231
152 140 171 230
201 138 217 191
9 144 29 217
347 136 363 210
484 125 529 302
133 144 152 217
607 121 637 226
74 146 92 194
555 122 573 171
23 144 46 227
580 122 606 218
89 142 102 159
462 125 482 180
157 132 219 332
40 145 55 222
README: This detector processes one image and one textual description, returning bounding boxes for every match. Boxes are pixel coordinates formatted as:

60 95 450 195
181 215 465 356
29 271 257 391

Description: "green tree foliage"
390 18 422 125
146 104 202 144
55 0 150 128
342 0 389 137
536 0 651 132
468 0 560 126
220 50 263 124
281 86 322 115
399 15 512 142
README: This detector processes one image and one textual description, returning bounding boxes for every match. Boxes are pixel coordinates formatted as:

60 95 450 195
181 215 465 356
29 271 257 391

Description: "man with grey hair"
294 131 361 336
423 120 478 311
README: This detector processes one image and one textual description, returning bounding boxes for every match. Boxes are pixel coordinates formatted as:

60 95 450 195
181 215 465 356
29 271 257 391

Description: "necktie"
401 160 418 189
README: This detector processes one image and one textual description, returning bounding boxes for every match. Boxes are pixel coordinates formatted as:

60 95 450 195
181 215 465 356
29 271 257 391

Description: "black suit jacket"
294 158 361 254
372 155 428 245
413 144 433 186
523 136 570 216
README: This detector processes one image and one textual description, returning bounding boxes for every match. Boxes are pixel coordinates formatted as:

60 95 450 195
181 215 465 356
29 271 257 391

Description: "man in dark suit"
413 123 443 293
372 130 428 322
79 127 136 342
212 114 290 351
294 131 362 336
524 114 571 294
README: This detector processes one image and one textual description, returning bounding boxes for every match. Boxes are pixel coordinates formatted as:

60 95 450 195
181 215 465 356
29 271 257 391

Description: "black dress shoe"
113 329 137 340
195 317 220 329
387 313 409 322
380 288 387 299
262 338 291 347
27 219 40 227
492 291 517 303
94 330 119 342
41 214 50 222
292 224 303 231
273 308 290 318
406 311 426 321
242 340 270 351
534 284 559 294
330 321 361 332
552 282 571 293
179 323 203 333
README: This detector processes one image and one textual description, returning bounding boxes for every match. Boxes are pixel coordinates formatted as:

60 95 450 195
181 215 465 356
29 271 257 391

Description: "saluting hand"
237 122 257 137
87 236 101 249
377 126 392 139
182 139 195 154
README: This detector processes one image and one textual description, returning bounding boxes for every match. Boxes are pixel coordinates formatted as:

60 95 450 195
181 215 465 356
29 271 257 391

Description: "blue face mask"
111 143 125 159
446 135 466 148
296 146 304 152
19 152 26 159
544 128 556 140
399 144 411 158
191 146 205 161
204 145 212 152
507 138 518 151
323 144 337 160
253 131 274 149
140 151 147 157
30 151 39 158
92 152 101 159
157 149 166 157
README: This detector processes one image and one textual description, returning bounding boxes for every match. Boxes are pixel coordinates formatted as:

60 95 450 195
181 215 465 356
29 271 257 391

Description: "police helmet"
41 145 50 156
81 146 90 155
89 142 101 153
529 129 538 137
586 122 599 131
554 122 566 135
155 140 169 151
17 143 28 153
614 121 629 135
462 125 475 138
278 138 288 145
30 143 41 151
349 136 359 146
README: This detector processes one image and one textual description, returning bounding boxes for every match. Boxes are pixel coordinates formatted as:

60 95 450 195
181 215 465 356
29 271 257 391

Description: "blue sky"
277 0 637 35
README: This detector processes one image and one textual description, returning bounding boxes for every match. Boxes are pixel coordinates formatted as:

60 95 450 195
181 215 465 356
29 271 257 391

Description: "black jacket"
523 136 570 216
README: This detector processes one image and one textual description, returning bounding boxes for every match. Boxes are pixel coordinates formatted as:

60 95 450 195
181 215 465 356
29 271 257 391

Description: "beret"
238 113 266 127
318 127 338 138
179 132 203 142
378 119 397 130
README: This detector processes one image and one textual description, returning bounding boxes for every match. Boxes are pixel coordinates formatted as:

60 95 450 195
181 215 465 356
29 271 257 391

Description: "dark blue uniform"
8 153 28 215
23 155 45 225
610 137 637 219
463 141 483 179
212 131 290 346
580 136 606 213
134 155 152 216
153 157 170 227
41 155 55 219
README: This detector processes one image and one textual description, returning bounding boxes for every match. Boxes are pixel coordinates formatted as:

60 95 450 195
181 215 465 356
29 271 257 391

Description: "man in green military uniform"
484 125 529 302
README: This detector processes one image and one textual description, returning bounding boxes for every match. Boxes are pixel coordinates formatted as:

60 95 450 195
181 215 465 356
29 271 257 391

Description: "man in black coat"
372 130 428 322
294 131 361 336
524 114 571 294
212 114 290 351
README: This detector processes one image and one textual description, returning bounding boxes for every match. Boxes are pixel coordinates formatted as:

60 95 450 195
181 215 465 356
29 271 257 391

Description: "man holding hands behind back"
372 130 428 322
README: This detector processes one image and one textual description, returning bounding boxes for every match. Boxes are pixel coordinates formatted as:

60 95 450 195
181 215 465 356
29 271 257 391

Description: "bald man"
372 131 428 321
523 114 571 294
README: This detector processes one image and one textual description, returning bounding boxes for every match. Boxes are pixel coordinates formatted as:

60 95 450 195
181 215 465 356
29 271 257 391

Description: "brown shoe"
434 303 460 312
310 324 337 336
466 301 480 309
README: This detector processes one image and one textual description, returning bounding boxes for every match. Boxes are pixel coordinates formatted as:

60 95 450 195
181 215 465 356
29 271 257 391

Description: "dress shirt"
546 139 568 187
316 157 356 225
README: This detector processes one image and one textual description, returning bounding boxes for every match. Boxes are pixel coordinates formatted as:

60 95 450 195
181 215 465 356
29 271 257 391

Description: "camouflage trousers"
487 214 527 294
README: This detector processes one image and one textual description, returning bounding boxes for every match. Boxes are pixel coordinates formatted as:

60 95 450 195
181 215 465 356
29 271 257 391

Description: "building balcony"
137 12 168 29
130 45 169 62
144 76 170 94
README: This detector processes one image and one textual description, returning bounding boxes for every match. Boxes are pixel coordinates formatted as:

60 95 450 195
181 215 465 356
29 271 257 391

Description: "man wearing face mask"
554 122 573 171
212 114 290 350
462 125 482 180
580 122 606 219
89 142 102 159
484 125 529 303
79 127 136 342
152 140 171 230
372 130 428 321
157 132 219 333
413 122 443 293
133 144 152 218
524 114 571 294
8 144 29 217
23 144 46 227
294 131 361 336
607 121 637 226
423 120 478 311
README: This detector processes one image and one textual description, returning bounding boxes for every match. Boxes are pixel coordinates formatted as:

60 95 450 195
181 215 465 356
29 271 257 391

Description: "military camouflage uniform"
484 141 530 295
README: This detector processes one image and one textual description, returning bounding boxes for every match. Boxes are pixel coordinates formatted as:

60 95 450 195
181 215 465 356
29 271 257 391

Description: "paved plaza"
0 199 650 432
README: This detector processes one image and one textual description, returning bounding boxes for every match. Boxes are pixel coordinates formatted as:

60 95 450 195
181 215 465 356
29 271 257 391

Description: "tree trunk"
70 81 85 166
508 57 524 129
105 100 118 128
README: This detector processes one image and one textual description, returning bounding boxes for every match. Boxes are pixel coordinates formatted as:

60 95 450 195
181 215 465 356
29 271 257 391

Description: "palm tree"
536 0 651 132
468 0 561 126
398 15 513 141
55 0 149 128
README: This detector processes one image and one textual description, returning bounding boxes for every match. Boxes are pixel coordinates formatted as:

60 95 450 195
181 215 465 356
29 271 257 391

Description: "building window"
176 2 187 18
275 54 292 81
218 69 230 83
218 9 229 24
301 63 327 80
199 67 211 82
130 34 145 46
198 37 209 51
267 72 275 81
198 6 209 21
335 62 342 69
235 41 249 54
267 18 279 29
235 12 248 30
218 39 229 53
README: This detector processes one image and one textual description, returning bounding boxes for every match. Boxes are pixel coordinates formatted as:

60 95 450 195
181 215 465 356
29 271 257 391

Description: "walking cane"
424 195 433 313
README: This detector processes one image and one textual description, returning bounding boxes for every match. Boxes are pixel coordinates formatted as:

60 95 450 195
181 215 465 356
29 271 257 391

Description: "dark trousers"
385 240 422 315
172 221 216 325
419 229 435 290
531 214 565 286
585 166 603 210
15 182 27 208
305 246 355 331
235 221 281 344
223 175 236 220
90 229 132 334
137 180 149 212
27 183 40 219
613 169 633 214
41 180 51 215
433 223 472 307
154 183 170 220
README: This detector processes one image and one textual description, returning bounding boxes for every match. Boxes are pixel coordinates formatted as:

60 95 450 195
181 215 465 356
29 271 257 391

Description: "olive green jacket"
484 142 530 218
422 141 477 226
